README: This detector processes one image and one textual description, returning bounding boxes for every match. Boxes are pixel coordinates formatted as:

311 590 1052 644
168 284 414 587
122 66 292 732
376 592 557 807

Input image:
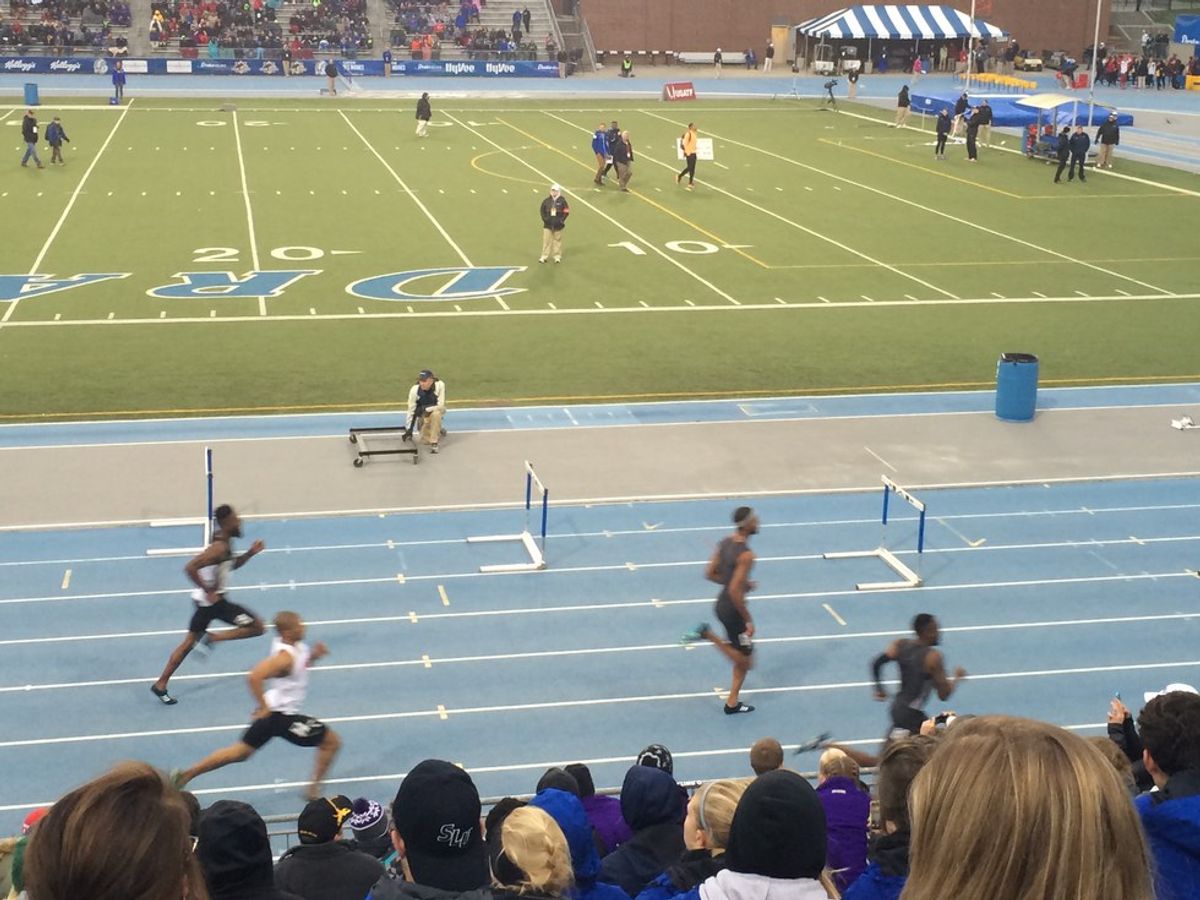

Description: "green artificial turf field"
2 96 1198 420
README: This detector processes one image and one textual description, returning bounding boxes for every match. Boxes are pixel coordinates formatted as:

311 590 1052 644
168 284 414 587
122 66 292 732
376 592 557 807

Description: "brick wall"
582 0 1107 60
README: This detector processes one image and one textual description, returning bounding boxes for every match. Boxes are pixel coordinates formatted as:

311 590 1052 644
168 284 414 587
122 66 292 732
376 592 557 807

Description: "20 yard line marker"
231 111 268 317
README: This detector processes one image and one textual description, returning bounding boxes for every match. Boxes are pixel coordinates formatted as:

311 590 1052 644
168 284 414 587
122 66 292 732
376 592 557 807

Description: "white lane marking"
822 602 847 625
1 661 1194 747
863 445 898 472
449 112 740 306
641 109 1175 296
339 110 472 266
3 102 132 327
232 111 267 316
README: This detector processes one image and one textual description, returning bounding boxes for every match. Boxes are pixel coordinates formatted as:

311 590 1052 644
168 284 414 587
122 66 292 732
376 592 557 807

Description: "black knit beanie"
725 769 827 880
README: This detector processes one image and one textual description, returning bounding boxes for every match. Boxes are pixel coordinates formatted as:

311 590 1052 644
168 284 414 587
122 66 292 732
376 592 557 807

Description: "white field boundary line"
4 467 1200 532
3 537 1199 607
5 499 1200 569
1 721 1112 807
541 110 959 301
640 108 1176 297
447 111 741 306
0 100 133 328
5 608 1199 683
0 378 1191 431
1 659 1195 749
231 111 267 317
5 290 1197 329
0 110 15 123
338 109 473 267
834 104 1200 200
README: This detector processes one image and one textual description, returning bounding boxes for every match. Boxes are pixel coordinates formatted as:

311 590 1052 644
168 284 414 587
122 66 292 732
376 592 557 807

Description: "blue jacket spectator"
841 832 908 900
1136 689 1200 900
530 789 629 900
599 767 686 897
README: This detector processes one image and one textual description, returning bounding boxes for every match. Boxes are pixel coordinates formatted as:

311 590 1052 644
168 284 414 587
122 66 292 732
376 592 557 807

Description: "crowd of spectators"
1094 51 1200 90
388 1 552 61
3 687 1198 900
1 0 130 52
148 0 369 57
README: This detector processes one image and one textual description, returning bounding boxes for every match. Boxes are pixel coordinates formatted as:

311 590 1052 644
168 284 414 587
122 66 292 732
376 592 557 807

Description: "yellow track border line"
4 372 1200 421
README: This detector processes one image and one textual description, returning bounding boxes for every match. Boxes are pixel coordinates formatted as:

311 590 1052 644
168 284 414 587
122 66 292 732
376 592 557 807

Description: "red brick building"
559 1 1107 62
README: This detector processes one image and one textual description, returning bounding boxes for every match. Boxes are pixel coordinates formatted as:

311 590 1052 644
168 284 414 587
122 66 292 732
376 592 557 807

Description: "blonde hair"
900 716 1155 900
818 748 859 781
495 806 573 897
691 779 751 851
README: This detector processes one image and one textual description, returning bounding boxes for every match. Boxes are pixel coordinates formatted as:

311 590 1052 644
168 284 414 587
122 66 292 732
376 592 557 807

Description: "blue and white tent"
796 5 1008 40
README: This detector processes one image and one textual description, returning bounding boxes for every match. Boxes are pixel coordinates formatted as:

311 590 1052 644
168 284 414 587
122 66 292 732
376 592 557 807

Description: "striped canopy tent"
796 5 1008 40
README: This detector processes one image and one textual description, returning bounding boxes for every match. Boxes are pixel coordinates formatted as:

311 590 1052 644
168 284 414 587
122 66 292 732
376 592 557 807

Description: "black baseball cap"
418 369 435 380
392 760 487 891
297 795 353 844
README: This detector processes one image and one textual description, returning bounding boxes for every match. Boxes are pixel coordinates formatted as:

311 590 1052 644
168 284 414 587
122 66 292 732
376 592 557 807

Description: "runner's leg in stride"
682 506 759 714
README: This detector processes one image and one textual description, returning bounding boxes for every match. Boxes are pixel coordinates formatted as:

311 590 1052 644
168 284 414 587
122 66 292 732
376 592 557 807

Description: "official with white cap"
539 183 570 264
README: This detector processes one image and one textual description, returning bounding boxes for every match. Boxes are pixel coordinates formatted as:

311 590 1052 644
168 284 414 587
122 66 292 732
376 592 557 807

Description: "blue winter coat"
842 829 909 900
599 767 686 898
529 789 630 900
1136 771 1200 900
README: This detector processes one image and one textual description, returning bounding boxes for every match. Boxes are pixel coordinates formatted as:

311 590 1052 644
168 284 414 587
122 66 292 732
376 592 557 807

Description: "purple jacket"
817 776 871 893
581 793 632 856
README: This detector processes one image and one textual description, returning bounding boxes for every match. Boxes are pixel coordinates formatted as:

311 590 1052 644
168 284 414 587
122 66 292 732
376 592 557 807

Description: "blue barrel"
995 353 1039 421
23 82 39 106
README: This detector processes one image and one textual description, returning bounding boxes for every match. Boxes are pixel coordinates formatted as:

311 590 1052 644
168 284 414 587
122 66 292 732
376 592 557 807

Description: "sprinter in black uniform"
871 613 966 739
681 506 759 715
151 504 266 705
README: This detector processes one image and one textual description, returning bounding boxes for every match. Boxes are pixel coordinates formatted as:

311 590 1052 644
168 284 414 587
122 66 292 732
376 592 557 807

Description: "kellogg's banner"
2 56 558 77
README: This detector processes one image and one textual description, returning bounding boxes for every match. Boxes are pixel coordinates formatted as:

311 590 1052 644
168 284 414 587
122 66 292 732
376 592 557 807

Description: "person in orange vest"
676 122 698 190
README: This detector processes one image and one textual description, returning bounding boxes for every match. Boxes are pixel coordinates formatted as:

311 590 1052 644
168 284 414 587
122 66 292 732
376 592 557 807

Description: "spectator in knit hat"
843 736 935 900
749 738 783 776
275 794 382 900
599 766 686 897
199 800 304 900
367 759 489 899
24 762 209 900
816 749 870 893
349 798 394 863
697 769 836 900
566 763 631 856
635 778 750 900
530 788 628 900
537 767 581 796
638 744 689 821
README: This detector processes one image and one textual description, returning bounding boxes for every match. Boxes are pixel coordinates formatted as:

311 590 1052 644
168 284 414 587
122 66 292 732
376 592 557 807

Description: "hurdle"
147 446 214 556
824 475 926 590
466 461 549 573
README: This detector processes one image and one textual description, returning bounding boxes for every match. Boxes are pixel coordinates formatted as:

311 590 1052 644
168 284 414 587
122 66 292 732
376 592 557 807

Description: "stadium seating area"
148 0 370 58
1 0 131 52
388 1 554 62
5 696 1199 900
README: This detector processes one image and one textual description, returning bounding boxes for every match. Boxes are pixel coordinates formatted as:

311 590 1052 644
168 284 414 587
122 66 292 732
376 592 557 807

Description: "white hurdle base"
823 547 923 590
146 517 210 557
467 530 546 573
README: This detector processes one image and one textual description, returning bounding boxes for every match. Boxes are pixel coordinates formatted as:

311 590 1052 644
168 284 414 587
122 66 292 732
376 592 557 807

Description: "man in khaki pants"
407 369 446 453
539 184 570 263
895 84 911 127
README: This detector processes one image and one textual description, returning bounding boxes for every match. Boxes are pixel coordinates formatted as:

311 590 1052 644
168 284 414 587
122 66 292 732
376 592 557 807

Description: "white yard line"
1 101 133 327
447 112 741 306
338 109 472 266
3 290 1194 328
545 111 958 300
641 108 1176 296
231 111 267 316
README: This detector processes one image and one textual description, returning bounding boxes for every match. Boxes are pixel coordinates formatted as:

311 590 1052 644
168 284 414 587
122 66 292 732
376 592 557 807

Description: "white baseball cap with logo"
1143 683 1199 704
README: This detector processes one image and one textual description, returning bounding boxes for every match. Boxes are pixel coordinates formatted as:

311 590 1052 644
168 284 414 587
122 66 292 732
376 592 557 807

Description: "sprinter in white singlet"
172 611 341 801
151 504 266 705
